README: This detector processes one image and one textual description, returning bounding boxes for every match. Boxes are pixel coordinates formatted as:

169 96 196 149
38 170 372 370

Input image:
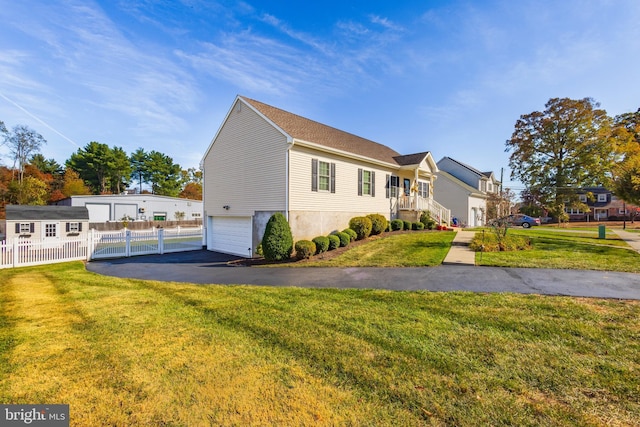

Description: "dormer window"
597 194 607 203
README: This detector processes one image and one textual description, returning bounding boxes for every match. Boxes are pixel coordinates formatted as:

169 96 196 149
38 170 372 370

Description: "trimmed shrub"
261 213 293 261
367 213 388 235
420 211 437 230
390 219 404 231
349 216 373 240
312 236 330 254
403 220 412 230
327 234 340 250
295 240 316 260
343 228 357 241
332 231 350 247
413 222 425 230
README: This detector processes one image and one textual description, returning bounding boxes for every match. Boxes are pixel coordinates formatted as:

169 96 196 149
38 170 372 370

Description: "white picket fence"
0 226 204 269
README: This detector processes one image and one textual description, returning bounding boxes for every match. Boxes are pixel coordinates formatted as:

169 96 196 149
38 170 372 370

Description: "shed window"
17 223 34 234
66 222 81 233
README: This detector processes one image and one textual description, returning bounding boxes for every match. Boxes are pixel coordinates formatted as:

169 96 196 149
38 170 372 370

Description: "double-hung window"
358 169 375 196
386 175 400 198
311 159 335 193
418 181 429 198
597 194 607 203
67 222 80 233
318 161 331 191
19 223 32 234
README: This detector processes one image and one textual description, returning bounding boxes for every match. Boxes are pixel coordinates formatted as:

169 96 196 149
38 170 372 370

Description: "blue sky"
1 0 639 191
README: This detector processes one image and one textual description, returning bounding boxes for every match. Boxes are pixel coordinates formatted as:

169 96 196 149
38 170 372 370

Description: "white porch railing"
398 196 451 225
1 226 205 269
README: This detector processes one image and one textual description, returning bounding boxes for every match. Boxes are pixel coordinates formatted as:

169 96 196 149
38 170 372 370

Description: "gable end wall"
203 102 288 217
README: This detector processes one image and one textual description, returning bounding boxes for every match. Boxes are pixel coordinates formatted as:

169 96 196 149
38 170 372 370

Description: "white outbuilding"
53 194 203 224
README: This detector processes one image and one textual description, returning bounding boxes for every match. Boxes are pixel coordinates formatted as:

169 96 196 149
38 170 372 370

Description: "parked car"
491 214 541 228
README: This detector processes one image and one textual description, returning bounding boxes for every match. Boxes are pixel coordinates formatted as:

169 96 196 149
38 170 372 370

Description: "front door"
42 222 60 247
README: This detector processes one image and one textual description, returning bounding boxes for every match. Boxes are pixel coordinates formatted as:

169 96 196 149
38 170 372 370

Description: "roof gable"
6 205 90 221
439 157 485 178
240 96 403 165
437 171 486 197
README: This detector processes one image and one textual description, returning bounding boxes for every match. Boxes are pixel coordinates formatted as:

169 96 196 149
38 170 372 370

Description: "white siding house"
435 157 502 227
434 171 487 227
202 96 450 257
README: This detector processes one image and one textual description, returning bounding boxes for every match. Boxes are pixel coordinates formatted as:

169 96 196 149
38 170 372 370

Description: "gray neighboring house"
53 194 203 223
434 171 487 227
434 157 502 227
4 205 90 243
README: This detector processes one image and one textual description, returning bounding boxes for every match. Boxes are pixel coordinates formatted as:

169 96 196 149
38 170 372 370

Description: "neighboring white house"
201 95 450 257
53 194 203 223
434 171 488 227
434 157 502 227
4 205 90 243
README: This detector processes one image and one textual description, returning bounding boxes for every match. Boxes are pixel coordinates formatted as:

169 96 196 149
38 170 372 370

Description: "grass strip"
1 262 638 425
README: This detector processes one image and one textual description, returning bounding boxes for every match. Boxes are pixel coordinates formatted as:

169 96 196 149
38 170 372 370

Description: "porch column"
414 168 419 209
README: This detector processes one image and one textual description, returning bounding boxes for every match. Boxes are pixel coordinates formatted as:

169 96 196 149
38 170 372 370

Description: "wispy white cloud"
369 15 404 32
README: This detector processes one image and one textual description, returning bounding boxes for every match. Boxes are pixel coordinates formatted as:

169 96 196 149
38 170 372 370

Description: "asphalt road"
86 250 640 300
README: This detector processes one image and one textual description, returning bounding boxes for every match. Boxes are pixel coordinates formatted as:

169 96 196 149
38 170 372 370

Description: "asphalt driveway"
85 250 640 300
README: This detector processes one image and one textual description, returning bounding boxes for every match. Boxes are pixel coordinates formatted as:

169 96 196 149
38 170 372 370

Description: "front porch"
397 195 451 225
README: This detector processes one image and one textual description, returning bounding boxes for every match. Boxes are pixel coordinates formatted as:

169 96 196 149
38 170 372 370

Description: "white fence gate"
1 226 204 269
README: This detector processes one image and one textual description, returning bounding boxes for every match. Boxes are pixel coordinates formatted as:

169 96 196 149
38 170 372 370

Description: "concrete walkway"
610 228 640 253
442 230 476 265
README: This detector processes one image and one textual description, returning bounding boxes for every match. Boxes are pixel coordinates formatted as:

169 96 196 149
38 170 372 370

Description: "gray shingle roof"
5 205 90 221
241 97 428 166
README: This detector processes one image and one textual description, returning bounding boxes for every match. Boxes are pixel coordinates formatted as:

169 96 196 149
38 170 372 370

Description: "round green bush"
367 213 388 235
312 236 330 254
332 231 350 247
403 220 412 230
327 234 340 250
349 216 373 240
412 222 425 230
261 213 293 261
294 240 316 260
420 211 436 230
342 228 357 241
390 219 404 231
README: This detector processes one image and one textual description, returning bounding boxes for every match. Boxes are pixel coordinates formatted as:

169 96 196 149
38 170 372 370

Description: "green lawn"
1 262 638 426
297 231 455 267
474 228 640 272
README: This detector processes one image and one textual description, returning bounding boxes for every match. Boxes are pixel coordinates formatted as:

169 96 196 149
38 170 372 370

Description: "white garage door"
209 216 252 257
86 203 110 222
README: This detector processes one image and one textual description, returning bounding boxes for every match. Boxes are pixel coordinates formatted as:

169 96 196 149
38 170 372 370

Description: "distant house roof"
437 171 487 197
5 205 90 221
440 156 487 178
240 96 431 167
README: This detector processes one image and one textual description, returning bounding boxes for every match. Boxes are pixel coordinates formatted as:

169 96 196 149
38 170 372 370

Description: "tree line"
1 121 202 218
505 97 639 221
